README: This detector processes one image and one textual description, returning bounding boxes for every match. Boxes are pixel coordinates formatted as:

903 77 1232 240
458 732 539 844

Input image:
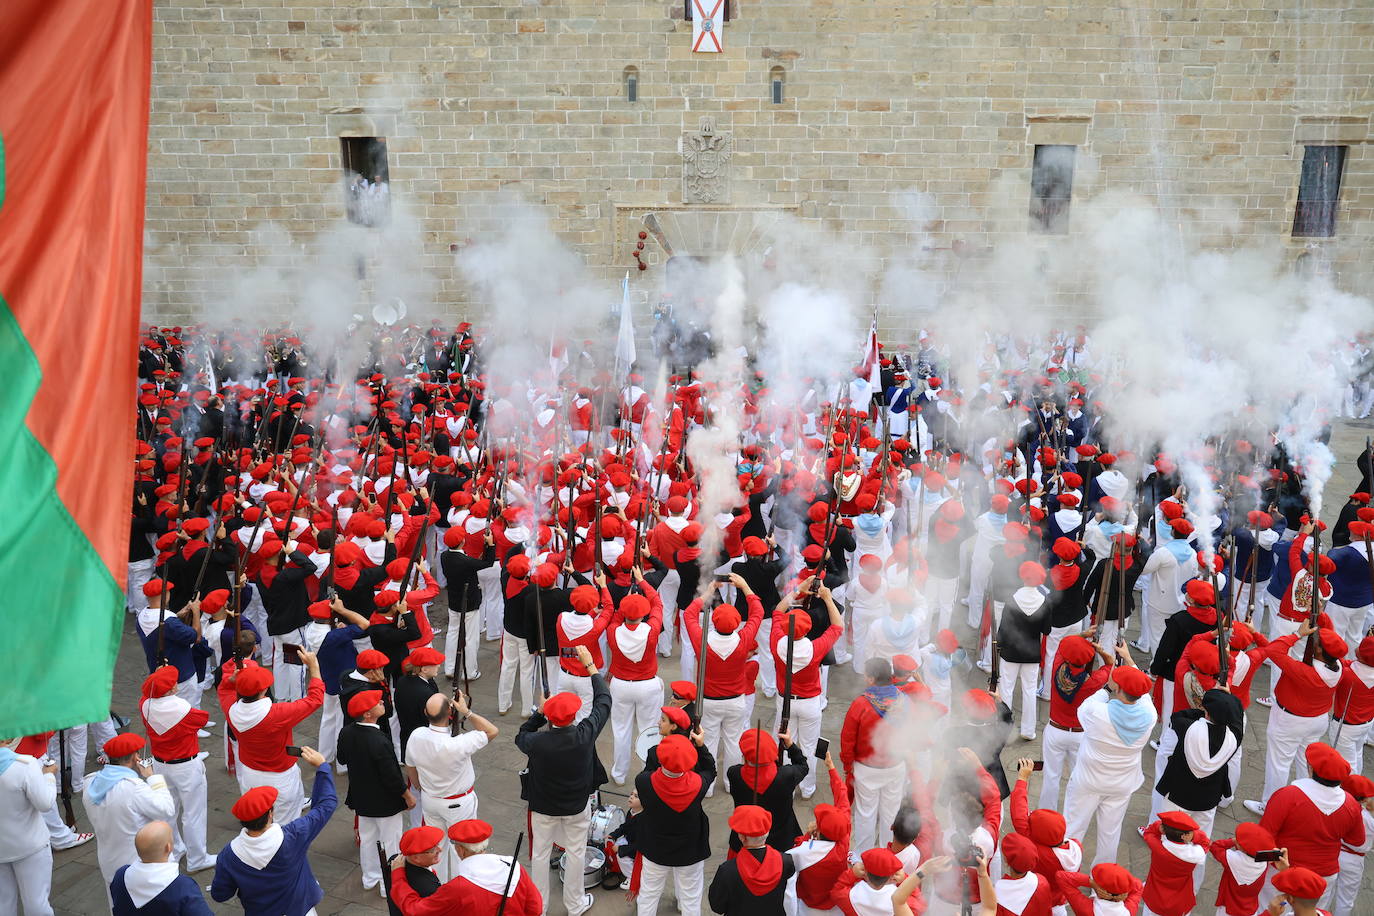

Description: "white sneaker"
197 730 211 739
1242 800 1266 816
1255 697 1273 708
570 892 595 915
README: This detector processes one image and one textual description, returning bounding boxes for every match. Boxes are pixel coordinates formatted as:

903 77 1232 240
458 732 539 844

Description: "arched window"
624 66 639 103
769 66 785 104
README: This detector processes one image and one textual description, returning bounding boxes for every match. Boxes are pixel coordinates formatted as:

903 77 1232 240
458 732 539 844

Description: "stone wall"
144 0 1374 334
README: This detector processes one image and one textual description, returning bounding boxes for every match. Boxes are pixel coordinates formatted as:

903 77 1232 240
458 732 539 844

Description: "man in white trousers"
0 734 58 916
840 658 907 851
83 733 177 908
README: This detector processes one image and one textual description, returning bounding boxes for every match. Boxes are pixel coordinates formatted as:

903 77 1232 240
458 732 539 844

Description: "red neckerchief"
678 547 702 563
1187 604 1218 626
739 758 778 795
807 522 833 545
505 576 528 599
650 767 702 812
181 540 207 562
1050 563 1080 590
1111 553 1135 572
736 845 783 895
333 564 361 591
1002 542 1027 559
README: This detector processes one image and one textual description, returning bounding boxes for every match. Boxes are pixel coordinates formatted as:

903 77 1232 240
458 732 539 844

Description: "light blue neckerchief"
1164 538 1194 563
986 512 1007 528
0 746 16 775
1099 521 1123 540
855 514 885 537
1106 698 1154 745
87 765 139 805
881 614 918 645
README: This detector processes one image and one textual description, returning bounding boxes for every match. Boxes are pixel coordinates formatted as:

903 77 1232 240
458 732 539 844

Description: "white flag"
615 273 637 373
691 0 724 52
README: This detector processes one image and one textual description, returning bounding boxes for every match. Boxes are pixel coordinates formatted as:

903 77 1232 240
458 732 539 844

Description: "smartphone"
1253 849 1284 863
713 574 732 583
559 647 578 659
814 737 830 760
285 746 303 758
282 643 303 665
1031 760 1044 772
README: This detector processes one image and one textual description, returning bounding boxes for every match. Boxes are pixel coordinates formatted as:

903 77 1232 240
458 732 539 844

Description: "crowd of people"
3 317 1374 916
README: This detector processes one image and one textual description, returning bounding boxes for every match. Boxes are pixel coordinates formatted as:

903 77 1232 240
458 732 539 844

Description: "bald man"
110 821 212 915
403 691 498 881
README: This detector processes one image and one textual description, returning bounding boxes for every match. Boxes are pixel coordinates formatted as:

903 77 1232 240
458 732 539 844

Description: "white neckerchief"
613 622 651 663
787 837 836 871
994 873 1039 915
847 881 897 916
1052 839 1083 872
1094 899 1129 916
456 853 520 896
775 634 814 672
230 823 284 870
1351 660 1374 688
1013 587 1045 616
136 607 176 638
1224 848 1268 886
708 628 741 660
1293 777 1347 815
141 695 192 735
120 860 182 908
664 516 690 533
1182 718 1238 778
1054 509 1082 533
1161 837 1206 864
559 612 595 642
228 697 272 733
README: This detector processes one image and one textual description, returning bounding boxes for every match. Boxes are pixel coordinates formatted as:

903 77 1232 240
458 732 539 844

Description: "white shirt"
1071 691 1156 795
83 772 176 880
404 725 489 798
0 754 56 862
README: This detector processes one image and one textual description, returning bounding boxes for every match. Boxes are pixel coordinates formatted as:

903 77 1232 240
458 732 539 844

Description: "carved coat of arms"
681 117 734 204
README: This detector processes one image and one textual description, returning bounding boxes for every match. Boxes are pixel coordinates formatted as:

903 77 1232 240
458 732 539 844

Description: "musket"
692 603 709 731
397 485 435 603
1301 529 1323 666
1216 535 1232 684
778 614 797 736
989 634 1000 693
1237 518 1260 624
532 576 551 695
377 840 394 902
57 730 77 829
493 832 526 916
1092 539 1115 636
749 718 763 805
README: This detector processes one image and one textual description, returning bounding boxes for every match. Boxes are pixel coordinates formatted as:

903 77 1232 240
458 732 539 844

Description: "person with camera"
337 689 413 896
210 746 337 916
84 734 177 910
0 732 62 916
515 643 611 916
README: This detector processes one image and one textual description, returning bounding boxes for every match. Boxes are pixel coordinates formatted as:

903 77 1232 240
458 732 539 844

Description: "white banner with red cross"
691 0 724 53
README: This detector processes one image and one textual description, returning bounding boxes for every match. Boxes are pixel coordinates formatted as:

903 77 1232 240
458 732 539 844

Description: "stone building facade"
143 0 1374 332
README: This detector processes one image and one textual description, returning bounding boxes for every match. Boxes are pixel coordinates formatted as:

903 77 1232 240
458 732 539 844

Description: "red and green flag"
0 1 153 734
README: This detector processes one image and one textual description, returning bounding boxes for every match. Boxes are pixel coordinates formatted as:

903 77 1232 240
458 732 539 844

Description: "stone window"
1029 144 1075 235
1292 145 1347 238
683 0 731 20
624 66 639 103
770 66 785 104
340 136 389 227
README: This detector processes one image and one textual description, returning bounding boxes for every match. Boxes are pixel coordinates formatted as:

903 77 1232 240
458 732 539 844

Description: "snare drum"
634 725 660 761
556 844 606 889
588 804 625 846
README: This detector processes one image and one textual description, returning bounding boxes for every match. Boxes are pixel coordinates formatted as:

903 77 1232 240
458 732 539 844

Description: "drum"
556 844 606 889
588 804 625 847
634 725 660 761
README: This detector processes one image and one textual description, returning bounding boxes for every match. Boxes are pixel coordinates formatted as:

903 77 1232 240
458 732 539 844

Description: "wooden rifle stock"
57 730 76 829
493 832 526 916
1301 533 1322 666
778 616 796 735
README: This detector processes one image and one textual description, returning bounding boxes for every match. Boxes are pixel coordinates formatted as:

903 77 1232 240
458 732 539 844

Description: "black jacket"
515 673 611 816
997 590 1052 664
336 721 408 817
439 545 495 612
731 555 785 615
1047 557 1092 628
708 845 794 915
634 742 717 867
339 669 394 733
258 551 315 636
394 673 438 760
1081 553 1144 623
369 611 422 683
724 741 808 851
1155 690 1244 812
1149 607 1217 679
337 560 394 617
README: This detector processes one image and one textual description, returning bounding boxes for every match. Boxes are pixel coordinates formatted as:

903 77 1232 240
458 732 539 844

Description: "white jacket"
1071 690 1156 795
84 772 176 880
0 754 56 862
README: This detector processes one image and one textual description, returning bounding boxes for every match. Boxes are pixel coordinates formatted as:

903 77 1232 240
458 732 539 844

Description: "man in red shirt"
1039 634 1112 810
1328 634 1374 771
840 657 905 852
771 582 844 798
605 574 666 785
994 833 1053 916
138 666 213 873
1247 620 1345 812
1055 863 1142 915
1140 811 1209 916
1008 757 1083 911
682 572 764 796
226 649 325 824
554 574 615 724
1260 742 1365 912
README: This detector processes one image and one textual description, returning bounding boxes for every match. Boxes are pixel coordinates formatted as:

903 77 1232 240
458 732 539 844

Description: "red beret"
142 666 179 699
1091 863 1133 895
1342 773 1374 799
448 819 493 844
621 594 650 620
990 494 1010 513
1028 809 1067 847
347 690 384 718
892 654 918 674
1019 561 1047 587
656 734 698 773
728 804 772 837
671 680 698 702
1052 537 1080 561
569 584 600 613
801 544 825 565
443 527 464 549
662 706 691 731
231 786 278 821
103 733 145 758
399 825 445 855
142 578 169 597
1305 741 1351 782
1318 628 1349 660
355 649 389 671
1002 832 1040 873
860 847 903 878
1234 822 1275 856
1189 641 1221 677
533 563 559 589
779 608 811 639
374 590 400 609
1271 866 1326 900
1158 810 1199 832
543 692 581 726
743 536 769 557
307 600 332 620
1058 635 1095 668
711 604 741 632
406 647 445 667
1359 635 1374 667
1111 666 1152 698
235 665 274 697
739 728 777 766
1184 580 1215 607
182 517 210 536
963 688 998 721
936 629 960 654
1319 555 1336 576
816 803 847 841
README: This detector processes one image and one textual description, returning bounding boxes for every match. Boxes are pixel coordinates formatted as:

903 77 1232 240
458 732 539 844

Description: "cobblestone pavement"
51 419 1374 914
